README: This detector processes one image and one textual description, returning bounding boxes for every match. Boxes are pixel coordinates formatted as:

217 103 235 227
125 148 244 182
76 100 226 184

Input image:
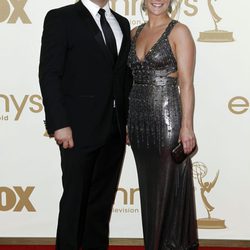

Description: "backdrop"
0 0 250 241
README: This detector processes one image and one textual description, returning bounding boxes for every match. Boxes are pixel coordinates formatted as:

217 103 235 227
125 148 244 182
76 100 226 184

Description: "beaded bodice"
128 20 178 85
127 20 181 149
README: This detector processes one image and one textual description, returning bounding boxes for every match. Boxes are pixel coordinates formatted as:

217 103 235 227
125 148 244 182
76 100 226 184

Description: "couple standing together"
39 0 198 249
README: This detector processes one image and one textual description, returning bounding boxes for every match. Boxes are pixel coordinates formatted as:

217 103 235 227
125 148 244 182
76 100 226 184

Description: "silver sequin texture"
128 20 181 150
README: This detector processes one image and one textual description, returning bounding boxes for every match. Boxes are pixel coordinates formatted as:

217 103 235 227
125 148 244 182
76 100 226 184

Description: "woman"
127 0 198 249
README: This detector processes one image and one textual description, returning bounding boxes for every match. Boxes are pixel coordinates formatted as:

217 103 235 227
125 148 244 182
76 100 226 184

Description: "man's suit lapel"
112 10 130 70
75 1 114 66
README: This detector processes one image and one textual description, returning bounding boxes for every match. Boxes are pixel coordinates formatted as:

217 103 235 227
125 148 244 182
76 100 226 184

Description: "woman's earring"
142 0 146 11
168 0 173 13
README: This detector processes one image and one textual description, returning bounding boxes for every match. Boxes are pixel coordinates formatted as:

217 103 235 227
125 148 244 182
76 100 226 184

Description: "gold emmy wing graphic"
198 0 234 42
193 162 226 229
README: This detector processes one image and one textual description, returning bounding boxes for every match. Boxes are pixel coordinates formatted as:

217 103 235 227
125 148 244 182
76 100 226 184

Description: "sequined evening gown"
127 20 198 250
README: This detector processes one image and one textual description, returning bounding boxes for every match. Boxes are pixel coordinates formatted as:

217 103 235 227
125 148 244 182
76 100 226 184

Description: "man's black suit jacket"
39 1 132 147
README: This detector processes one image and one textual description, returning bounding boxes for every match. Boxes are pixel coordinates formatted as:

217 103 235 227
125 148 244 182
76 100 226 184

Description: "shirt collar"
81 0 111 17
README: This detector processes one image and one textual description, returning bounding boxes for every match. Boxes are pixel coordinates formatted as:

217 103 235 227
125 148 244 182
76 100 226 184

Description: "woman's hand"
179 127 196 154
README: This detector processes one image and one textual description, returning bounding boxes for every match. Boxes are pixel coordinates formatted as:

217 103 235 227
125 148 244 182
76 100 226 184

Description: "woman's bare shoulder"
171 21 193 41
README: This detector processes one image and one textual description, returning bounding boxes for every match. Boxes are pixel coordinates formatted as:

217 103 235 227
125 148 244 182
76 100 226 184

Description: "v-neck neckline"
134 20 174 63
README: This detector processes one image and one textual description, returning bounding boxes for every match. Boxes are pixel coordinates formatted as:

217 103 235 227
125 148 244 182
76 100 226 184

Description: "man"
39 0 132 249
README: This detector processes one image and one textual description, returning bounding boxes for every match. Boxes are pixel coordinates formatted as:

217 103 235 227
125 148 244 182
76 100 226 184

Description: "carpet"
0 246 249 250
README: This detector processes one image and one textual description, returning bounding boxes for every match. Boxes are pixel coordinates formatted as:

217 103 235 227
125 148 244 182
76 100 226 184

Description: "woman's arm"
172 23 196 154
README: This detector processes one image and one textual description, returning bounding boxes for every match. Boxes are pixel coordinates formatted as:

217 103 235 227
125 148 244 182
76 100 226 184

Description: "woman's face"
144 0 170 16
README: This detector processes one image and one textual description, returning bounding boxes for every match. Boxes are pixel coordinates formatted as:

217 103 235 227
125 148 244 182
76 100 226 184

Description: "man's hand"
54 127 74 149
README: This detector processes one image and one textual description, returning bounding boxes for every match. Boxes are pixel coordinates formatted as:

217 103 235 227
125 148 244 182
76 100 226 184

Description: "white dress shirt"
81 0 123 54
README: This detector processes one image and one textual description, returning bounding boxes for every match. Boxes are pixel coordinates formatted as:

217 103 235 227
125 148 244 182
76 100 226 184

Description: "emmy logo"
193 162 226 229
198 0 234 42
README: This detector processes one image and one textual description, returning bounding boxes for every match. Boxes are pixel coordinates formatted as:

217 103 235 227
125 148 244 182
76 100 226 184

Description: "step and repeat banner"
0 0 250 241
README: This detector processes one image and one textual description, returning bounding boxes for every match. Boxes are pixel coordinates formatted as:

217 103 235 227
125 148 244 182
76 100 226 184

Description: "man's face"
89 0 109 7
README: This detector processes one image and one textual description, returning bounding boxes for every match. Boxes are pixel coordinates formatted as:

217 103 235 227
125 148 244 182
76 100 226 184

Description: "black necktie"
98 8 117 62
